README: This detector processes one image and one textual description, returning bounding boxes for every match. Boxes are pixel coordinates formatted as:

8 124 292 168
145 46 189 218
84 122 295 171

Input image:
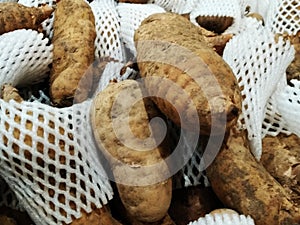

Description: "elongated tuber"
0 2 54 35
50 0 96 106
206 128 300 225
134 13 241 135
91 80 172 223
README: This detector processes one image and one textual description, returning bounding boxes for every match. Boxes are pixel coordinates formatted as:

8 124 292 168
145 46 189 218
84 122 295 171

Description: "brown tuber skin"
0 2 54 35
206 127 300 225
134 13 241 135
50 0 96 106
261 134 300 206
91 80 172 223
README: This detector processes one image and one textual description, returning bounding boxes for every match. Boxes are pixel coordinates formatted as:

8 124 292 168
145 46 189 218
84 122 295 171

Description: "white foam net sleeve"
0 99 113 225
223 27 295 160
262 94 291 137
95 61 137 93
266 0 300 35
190 0 242 27
90 0 126 62
148 0 198 14
18 0 56 39
0 177 25 211
275 79 300 136
0 29 53 89
116 3 165 57
188 212 255 225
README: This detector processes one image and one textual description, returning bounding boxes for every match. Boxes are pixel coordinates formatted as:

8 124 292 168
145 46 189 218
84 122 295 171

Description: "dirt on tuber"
134 13 241 135
0 2 54 35
50 0 96 106
206 127 300 225
91 80 172 223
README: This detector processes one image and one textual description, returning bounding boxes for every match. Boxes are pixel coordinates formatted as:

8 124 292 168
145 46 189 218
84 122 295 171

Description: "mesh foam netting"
116 3 165 57
18 0 57 39
190 0 242 29
0 98 113 225
149 0 198 14
0 29 52 89
90 0 126 62
188 211 255 225
267 0 300 36
223 25 295 160
275 79 300 136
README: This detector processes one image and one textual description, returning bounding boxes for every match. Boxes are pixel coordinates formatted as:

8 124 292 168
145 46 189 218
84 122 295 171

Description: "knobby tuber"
134 13 241 135
50 0 96 106
206 127 300 225
0 2 54 35
261 134 300 206
91 80 172 223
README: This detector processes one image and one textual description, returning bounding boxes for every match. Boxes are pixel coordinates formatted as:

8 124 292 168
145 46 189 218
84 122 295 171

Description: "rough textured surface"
70 207 121 225
134 13 241 135
91 80 172 223
206 128 300 225
0 2 53 35
168 186 223 225
50 0 96 106
261 134 300 206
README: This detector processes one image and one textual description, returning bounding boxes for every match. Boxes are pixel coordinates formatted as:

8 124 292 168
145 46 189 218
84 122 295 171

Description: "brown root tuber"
206 128 300 225
0 2 54 35
134 13 241 135
50 0 96 106
91 80 172 223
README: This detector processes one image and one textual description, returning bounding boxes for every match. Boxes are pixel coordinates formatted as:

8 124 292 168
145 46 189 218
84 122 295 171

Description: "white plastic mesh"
90 0 126 62
116 3 165 57
149 0 198 14
0 29 53 89
223 26 295 160
188 211 255 225
0 99 113 225
190 0 242 28
275 79 300 136
18 0 56 39
267 0 300 36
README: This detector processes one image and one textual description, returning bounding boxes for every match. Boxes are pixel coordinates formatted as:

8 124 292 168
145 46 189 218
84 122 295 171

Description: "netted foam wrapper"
0 177 25 211
0 99 113 225
149 0 198 14
189 0 242 30
18 0 57 39
223 26 295 160
90 0 126 62
188 211 255 225
0 29 53 89
266 0 300 36
275 79 300 136
116 3 165 57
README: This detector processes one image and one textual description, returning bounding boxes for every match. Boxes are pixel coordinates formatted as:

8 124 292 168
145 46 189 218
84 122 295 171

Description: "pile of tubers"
0 1 300 225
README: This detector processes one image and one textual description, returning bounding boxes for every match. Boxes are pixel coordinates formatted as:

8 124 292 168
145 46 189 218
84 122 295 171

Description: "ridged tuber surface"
0 2 54 35
50 0 96 106
134 13 241 135
206 128 300 225
261 134 300 206
91 80 172 223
